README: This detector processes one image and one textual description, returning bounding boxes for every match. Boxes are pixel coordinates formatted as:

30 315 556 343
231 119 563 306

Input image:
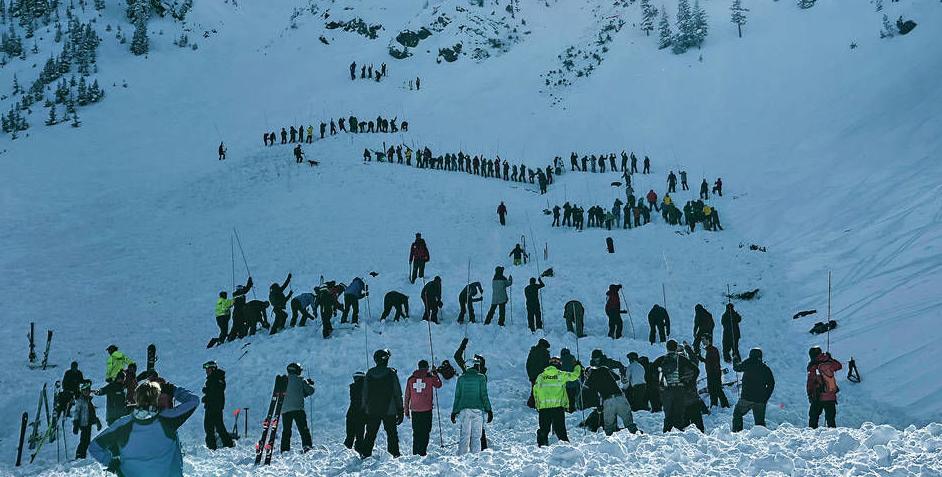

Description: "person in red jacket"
806 346 843 428
404 360 443 456
497 202 508 226
605 285 625 339
409 233 430 284
646 189 660 212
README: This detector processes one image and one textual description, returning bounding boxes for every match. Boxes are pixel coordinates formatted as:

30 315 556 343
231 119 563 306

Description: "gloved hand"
106 457 121 474
450 412 458 424
486 410 493 423
396 411 404 425
97 421 102 431
73 424 79 435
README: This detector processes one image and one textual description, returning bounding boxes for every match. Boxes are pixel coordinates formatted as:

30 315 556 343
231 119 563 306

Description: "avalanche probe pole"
232 228 257 300
426 312 445 448
574 320 587 436
826 271 832 353
619 289 636 339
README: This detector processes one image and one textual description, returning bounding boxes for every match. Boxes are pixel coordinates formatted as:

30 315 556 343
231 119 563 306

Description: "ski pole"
464 258 471 338
426 312 444 448
619 289 636 339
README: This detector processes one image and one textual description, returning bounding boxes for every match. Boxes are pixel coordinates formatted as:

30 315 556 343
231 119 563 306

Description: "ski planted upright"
146 344 157 373
40 331 53 370
255 375 287 465
263 376 289 465
28 322 36 365
28 384 47 450
15 412 27 466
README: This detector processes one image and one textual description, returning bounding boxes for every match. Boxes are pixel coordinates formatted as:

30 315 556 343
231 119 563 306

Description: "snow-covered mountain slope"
2 0 941 474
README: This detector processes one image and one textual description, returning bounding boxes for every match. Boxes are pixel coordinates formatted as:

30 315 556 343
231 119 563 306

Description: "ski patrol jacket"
533 365 582 410
105 351 135 381
404 369 442 415
215 297 233 317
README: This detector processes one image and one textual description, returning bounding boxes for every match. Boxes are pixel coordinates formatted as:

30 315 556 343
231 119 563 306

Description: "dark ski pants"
458 300 477 323
723 336 740 362
565 312 585 337
321 315 333 339
342 296 359 324
809 401 837 429
75 425 92 458
344 411 366 450
359 415 400 458
411 260 426 284
411 410 433 456
647 382 662 412
660 386 688 432
607 310 623 339
204 408 234 449
527 307 543 332
536 407 568 446
499 214 506 226
381 303 407 321
270 307 288 334
732 399 766 432
215 315 229 345
685 400 705 432
291 302 316 327
281 410 312 452
706 375 730 408
649 319 668 344
627 384 649 411
485 303 506 326
422 299 440 323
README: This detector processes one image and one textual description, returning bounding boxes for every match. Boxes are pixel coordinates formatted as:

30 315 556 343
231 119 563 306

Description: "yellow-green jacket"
105 351 135 381
533 365 582 410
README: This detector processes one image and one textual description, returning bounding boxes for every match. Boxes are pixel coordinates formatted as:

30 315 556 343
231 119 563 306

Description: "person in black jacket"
721 303 742 362
269 273 293 335
344 372 367 450
585 351 638 435
639 356 661 412
60 361 85 414
458 282 484 324
524 278 545 332
692 304 714 352
654 340 700 432
731 348 775 432
201 361 234 450
648 304 671 344
380 291 410 321
526 339 551 408
228 277 253 341
358 349 404 458
421 276 443 324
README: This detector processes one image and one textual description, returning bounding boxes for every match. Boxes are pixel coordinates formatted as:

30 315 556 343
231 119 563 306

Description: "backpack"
437 360 456 380
808 363 839 399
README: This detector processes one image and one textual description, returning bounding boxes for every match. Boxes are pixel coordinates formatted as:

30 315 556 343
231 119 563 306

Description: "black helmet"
749 348 763 360
809 346 822 359
287 363 303 375
373 349 391 365
202 360 218 370
548 356 562 368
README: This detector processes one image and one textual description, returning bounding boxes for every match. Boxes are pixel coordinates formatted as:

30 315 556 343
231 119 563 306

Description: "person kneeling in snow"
90 381 198 476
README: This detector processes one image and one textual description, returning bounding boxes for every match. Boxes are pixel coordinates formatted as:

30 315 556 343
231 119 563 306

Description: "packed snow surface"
1 0 941 475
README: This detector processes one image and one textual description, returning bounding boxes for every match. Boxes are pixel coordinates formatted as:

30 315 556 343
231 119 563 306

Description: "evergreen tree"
70 108 80 127
129 0 148 56
658 7 672 49
640 0 658 37
77 75 87 104
11 72 19 94
880 13 894 38
797 0 815 9
874 0 883 12
730 0 748 38
45 103 57 125
672 0 693 54
0 0 5 23
691 0 708 48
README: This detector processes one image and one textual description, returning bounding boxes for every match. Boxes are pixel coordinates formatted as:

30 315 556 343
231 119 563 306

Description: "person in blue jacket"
90 381 198 476
342 277 368 325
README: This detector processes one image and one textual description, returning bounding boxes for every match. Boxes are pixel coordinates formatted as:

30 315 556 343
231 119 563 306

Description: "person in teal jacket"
90 381 198 476
451 356 492 455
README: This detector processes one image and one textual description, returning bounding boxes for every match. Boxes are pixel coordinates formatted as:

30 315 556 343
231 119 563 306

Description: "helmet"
548 356 562 368
202 360 218 370
809 346 822 359
373 349 391 365
748 348 763 360
287 363 303 375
